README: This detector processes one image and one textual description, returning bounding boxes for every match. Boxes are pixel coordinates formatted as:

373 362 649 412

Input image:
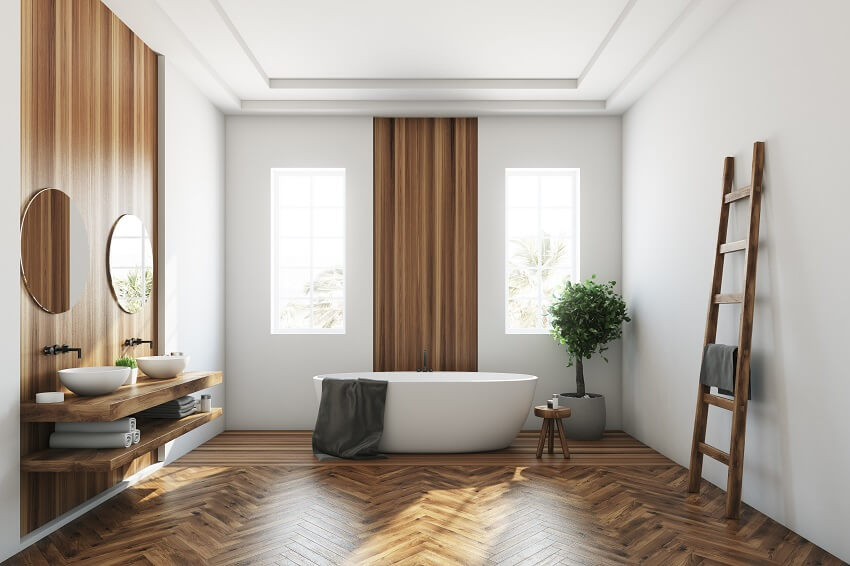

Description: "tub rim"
312 371 539 384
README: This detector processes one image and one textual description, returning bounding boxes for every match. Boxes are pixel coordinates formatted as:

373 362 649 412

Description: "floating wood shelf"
21 371 223 422
21 408 222 472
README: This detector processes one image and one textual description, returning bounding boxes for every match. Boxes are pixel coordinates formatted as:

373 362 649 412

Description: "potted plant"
115 355 138 385
548 275 630 440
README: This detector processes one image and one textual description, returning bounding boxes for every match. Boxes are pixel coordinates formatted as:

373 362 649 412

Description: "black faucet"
416 349 433 372
43 344 82 359
124 338 153 348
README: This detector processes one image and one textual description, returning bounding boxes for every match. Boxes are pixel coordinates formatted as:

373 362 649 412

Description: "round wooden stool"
534 405 572 459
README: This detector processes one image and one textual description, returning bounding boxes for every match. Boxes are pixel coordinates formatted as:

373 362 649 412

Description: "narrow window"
505 168 580 333
271 168 345 333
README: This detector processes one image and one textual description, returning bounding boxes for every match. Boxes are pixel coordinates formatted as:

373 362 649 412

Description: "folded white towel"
49 432 133 449
55 418 136 434
132 430 140 444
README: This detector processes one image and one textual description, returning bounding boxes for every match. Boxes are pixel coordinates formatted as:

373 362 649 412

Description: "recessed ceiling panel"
219 0 629 79
107 0 733 112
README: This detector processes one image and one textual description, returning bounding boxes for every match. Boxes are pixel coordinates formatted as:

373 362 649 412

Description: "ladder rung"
713 293 743 304
698 442 730 465
719 240 747 254
703 392 734 411
724 186 752 203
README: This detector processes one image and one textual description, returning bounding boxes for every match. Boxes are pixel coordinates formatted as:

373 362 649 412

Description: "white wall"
225 117 373 428
225 116 622 430
158 58 227 456
0 0 21 561
479 117 623 429
622 0 850 561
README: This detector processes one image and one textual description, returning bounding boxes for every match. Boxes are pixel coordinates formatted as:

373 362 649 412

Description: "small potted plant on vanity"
115 355 138 385
548 275 630 440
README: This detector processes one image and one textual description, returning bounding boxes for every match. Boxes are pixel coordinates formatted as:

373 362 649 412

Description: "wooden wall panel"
21 0 158 534
373 118 477 371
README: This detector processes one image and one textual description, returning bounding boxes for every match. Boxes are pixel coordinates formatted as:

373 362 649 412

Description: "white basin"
136 355 189 379
58 366 131 396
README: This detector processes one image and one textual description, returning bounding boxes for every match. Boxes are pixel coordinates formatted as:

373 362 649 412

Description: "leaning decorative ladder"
688 141 765 519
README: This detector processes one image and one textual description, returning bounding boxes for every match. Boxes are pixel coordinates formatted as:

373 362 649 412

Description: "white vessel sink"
136 355 189 379
58 366 131 396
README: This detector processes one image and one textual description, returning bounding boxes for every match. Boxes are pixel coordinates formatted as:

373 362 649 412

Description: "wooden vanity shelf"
20 371 222 422
21 408 222 472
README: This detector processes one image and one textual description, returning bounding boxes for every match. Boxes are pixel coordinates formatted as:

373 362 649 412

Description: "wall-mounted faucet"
416 349 433 372
124 338 153 348
43 344 82 358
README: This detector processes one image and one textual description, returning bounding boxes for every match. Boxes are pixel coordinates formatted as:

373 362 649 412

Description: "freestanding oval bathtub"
313 372 538 453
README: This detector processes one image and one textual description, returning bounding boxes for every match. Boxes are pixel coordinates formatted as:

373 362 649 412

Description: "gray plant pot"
557 393 606 440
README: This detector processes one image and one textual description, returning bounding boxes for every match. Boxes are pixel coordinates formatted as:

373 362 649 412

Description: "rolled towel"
49 432 133 449
55 418 136 434
132 430 140 444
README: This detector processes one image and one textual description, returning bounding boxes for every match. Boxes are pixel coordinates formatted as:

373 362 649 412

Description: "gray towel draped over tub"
313 378 388 460
699 344 751 399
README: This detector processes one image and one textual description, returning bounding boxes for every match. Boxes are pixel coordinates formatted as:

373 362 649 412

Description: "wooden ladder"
688 141 765 519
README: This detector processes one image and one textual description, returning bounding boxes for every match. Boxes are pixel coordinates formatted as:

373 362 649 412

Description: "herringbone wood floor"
8 432 843 565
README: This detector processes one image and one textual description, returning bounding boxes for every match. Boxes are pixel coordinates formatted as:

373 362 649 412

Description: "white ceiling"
221 0 628 80
103 0 737 115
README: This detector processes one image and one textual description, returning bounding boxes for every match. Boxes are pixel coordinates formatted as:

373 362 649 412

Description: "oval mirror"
108 214 154 314
20 188 90 314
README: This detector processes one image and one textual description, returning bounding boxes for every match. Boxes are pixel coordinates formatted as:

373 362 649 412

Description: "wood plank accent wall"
21 0 158 534
373 118 477 371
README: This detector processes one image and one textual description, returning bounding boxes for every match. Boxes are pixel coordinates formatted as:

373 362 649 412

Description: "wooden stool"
534 405 571 459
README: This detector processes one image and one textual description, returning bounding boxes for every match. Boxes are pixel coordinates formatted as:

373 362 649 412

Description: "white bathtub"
313 372 538 453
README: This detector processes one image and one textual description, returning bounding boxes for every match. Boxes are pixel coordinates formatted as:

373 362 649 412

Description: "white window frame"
504 167 580 335
270 168 346 335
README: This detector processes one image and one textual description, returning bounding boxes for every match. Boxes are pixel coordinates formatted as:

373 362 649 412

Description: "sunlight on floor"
345 467 534 565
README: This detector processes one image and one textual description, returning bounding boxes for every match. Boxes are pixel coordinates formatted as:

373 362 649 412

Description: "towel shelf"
21 371 222 422
21 408 222 472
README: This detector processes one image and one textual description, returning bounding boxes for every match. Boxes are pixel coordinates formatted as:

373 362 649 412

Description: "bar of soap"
36 392 64 404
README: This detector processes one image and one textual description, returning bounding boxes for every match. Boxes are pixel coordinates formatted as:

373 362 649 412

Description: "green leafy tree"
548 275 630 397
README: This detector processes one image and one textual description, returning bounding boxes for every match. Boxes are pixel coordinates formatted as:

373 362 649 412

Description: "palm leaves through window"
507 235 571 329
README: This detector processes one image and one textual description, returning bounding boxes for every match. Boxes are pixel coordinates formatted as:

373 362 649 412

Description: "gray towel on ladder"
699 344 751 399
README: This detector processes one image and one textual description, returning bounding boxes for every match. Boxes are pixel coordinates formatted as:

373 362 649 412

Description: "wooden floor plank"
5 431 844 565
176 430 671 467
